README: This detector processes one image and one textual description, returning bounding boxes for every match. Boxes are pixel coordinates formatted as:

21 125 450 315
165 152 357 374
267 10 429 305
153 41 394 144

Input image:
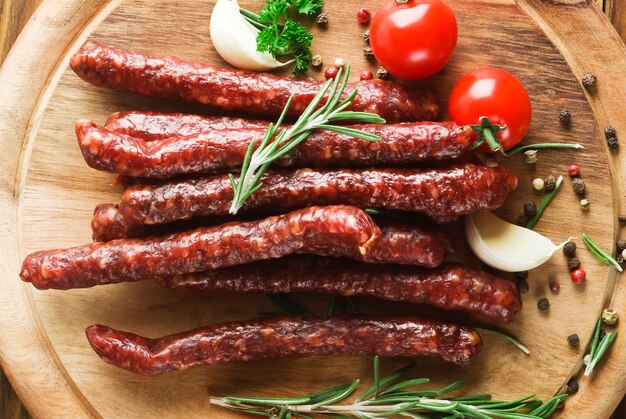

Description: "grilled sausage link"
119 165 517 225
70 41 439 122
85 316 482 376
77 120 473 178
161 258 521 322
20 206 382 290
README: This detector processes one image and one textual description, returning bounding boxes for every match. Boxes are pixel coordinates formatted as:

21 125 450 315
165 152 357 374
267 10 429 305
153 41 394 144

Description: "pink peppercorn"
357 8 371 24
549 281 560 293
360 70 373 81
324 66 338 79
571 268 586 283
567 164 581 177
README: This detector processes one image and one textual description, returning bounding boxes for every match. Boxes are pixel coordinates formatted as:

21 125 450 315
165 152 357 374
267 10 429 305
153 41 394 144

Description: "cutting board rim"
1 0 626 417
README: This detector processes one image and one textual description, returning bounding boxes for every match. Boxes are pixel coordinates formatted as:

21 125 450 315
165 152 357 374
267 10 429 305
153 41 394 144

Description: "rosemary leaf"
377 378 430 396
582 233 623 272
356 362 416 402
477 328 530 355
373 356 381 398
310 380 360 409
507 143 583 156
526 176 563 229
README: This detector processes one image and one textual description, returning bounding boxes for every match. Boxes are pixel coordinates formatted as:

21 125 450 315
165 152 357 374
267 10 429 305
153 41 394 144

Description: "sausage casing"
85 316 482 376
162 258 521 322
70 41 439 122
119 165 518 225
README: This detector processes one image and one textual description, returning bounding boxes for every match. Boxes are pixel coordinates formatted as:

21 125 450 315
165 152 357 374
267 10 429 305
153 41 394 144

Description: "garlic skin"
465 211 569 272
210 0 288 71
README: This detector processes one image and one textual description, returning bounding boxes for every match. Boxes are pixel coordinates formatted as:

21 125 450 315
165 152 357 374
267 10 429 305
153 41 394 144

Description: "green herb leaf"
582 233 623 272
477 328 530 355
288 0 324 15
526 175 563 229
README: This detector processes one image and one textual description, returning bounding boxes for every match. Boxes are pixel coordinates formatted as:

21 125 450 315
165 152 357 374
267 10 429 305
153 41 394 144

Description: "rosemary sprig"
582 233 623 272
210 356 567 418
229 66 385 214
526 175 563 229
584 319 618 376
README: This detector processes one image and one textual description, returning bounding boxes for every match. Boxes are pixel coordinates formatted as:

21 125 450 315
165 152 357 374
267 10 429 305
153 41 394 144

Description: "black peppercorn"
537 297 550 311
582 72 596 89
558 109 571 124
516 278 529 294
567 257 581 271
316 12 328 24
515 271 529 280
544 175 556 192
516 214 529 226
523 202 537 217
363 30 370 43
567 380 579 394
572 178 585 196
605 127 617 139
363 46 374 60
563 241 577 256
607 136 619 150
567 333 580 347
376 66 388 79
617 239 626 253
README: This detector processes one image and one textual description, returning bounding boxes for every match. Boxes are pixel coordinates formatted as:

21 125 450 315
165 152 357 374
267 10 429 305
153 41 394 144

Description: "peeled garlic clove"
210 0 289 71
465 211 569 272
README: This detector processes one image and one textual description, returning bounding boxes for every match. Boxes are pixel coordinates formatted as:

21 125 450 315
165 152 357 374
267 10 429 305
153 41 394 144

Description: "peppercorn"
605 126 617 139
567 380 579 394
524 150 538 165
316 12 328 24
582 72 596 89
324 66 338 79
599 327 607 341
617 239 626 253
580 199 590 210
567 257 581 271
363 46 374 60
359 70 373 81
572 178 585 196
532 178 545 191
557 401 565 411
567 333 580 347
607 136 619 150
376 66 388 79
544 175 556 192
516 214 529 226
571 268 586 283
567 164 580 178
363 30 370 43
334 58 345 68
515 271 529 280
523 202 537 217
549 281 560 293
617 255 625 265
357 8 371 24
558 109 571 124
563 241 576 256
537 297 550 311
602 308 619 325
311 54 322 68
516 278 529 294
583 354 591 365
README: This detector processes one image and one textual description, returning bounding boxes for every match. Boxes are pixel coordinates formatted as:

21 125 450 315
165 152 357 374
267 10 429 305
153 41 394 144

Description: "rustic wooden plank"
606 0 626 42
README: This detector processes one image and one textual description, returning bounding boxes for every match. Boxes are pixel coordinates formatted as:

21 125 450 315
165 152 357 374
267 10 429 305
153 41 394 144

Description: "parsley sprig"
210 356 567 418
228 65 384 214
240 0 324 74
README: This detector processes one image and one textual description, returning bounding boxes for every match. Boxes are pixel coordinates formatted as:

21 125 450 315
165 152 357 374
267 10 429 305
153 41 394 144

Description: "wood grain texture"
606 0 626 42
0 0 626 418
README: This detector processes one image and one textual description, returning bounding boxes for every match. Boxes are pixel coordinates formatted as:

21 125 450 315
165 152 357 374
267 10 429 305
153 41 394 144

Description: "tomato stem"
469 117 507 154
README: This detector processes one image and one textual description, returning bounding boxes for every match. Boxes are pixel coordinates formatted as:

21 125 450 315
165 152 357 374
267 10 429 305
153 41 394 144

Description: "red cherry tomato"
448 67 532 152
369 0 457 80
359 69 373 81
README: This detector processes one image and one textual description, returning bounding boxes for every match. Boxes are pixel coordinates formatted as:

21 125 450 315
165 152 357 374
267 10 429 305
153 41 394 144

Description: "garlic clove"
210 0 289 71
465 211 569 272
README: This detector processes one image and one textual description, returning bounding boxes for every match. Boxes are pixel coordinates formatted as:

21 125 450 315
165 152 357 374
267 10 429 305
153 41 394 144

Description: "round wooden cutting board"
2 0 626 417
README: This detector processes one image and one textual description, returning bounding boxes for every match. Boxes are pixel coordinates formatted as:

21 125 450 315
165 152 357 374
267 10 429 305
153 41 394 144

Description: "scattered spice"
515 271 529 280
324 66 338 79
607 136 619 150
537 297 550 311
605 126 617 139
334 58 345 68
311 54 322 67
363 29 370 43
516 278 529 293
558 109 571 124
567 333 580 347
523 149 537 164
567 257 581 271
572 178 585 196
567 380 579 394
580 199 590 210
563 241 577 256
570 268 586 283
549 281 560 293
582 72 597 89
359 69 373 81
544 175 556 192
617 255 625 265
567 164 580 178
363 46 374 60
557 401 566 411
523 202 537 217
316 12 329 24
526 175 563 229
617 239 626 253
532 178 545 191
357 8 371 24
516 214 529 226
602 308 619 325
376 66 388 79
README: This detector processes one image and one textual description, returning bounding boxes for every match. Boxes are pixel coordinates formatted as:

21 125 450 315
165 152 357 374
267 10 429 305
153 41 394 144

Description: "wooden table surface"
1 0 625 417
